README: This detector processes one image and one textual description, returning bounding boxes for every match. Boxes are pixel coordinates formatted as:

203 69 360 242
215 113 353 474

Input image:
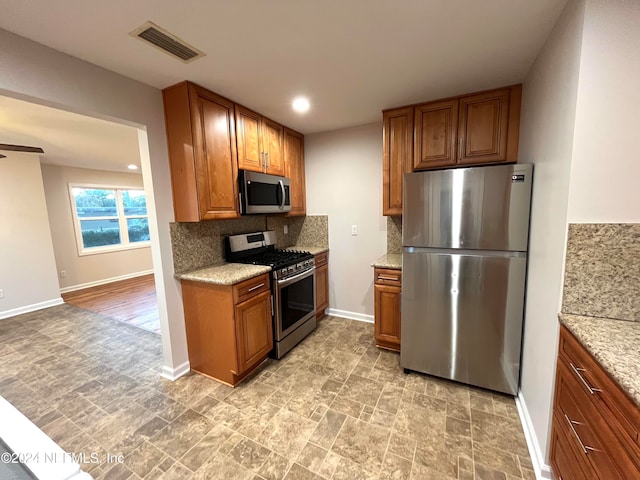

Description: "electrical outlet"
0 289 4 299
351 225 358 236
60 270 67 278
284 225 288 235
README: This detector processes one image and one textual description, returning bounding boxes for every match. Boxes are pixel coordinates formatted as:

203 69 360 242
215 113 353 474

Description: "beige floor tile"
332 416 390 469
0 308 536 480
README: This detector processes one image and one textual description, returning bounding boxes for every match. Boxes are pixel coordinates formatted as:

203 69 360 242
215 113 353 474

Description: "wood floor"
62 274 160 334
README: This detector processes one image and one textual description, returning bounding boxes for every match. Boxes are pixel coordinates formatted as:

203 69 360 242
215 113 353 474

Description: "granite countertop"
559 313 640 407
176 263 272 286
371 253 402 270
287 245 329 255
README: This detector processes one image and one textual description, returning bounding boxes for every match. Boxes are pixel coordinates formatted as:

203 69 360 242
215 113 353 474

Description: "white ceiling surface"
0 95 141 172
0 0 568 134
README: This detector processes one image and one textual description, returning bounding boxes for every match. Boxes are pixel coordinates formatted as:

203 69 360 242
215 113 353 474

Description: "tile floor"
0 304 535 479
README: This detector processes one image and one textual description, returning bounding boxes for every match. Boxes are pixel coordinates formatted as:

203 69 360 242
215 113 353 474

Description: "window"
70 185 150 255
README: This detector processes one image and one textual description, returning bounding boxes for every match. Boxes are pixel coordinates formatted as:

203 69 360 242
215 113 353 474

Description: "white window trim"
68 183 151 256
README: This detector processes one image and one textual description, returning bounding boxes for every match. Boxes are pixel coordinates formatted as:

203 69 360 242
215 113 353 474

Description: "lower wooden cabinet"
373 268 401 351
550 326 640 479
315 252 329 319
181 273 273 386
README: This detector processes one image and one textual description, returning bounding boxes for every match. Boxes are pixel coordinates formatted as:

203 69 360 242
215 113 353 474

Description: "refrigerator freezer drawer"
401 247 527 395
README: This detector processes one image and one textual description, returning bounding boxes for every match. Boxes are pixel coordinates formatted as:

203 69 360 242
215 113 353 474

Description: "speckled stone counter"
559 313 640 407
371 253 402 270
176 263 272 285
287 245 329 256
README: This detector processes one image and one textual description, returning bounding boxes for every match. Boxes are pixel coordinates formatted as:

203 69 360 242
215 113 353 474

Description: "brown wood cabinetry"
383 107 413 215
163 81 305 221
382 85 522 215
181 273 273 386
284 128 306 216
551 326 640 480
315 252 329 320
414 99 458 170
374 268 401 351
236 105 285 176
162 81 239 221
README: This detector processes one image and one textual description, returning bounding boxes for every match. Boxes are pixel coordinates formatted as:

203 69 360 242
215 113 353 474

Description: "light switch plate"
351 225 358 236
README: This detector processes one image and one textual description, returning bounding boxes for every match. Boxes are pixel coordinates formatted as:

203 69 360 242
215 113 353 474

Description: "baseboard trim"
0 298 64 320
326 308 374 324
515 391 553 479
60 270 154 294
161 361 190 381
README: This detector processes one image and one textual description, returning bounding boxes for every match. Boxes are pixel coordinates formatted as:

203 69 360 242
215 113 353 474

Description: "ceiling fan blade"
0 154 6 159
0 143 45 154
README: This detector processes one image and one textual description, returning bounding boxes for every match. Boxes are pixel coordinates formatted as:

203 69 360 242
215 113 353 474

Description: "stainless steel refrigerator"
401 163 533 395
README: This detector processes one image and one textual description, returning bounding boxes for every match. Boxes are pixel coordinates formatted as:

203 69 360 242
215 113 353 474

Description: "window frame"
68 183 151 256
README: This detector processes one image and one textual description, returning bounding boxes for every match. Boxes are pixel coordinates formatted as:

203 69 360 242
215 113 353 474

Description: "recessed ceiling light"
292 97 310 113
127 164 139 170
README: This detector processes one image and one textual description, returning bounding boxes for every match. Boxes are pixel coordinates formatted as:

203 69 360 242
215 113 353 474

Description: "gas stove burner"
239 249 313 270
225 231 314 279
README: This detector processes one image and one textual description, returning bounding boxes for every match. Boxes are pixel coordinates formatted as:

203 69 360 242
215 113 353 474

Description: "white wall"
305 123 387 320
517 0 585 475
0 28 187 378
41 164 153 291
0 153 62 318
567 0 640 223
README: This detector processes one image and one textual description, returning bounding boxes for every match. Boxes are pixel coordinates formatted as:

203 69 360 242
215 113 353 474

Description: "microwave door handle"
278 180 285 209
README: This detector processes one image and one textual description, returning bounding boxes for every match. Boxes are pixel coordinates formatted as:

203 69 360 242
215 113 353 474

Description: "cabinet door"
263 118 285 176
383 107 413 215
458 89 510 165
316 263 329 319
236 105 264 173
235 290 273 375
414 100 458 170
374 283 401 351
191 88 240 220
285 128 306 216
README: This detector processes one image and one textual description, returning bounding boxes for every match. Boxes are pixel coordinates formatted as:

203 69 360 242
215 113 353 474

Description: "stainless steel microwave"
239 170 291 214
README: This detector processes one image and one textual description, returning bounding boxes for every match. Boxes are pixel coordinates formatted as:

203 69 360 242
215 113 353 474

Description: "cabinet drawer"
315 252 328 267
551 413 596 480
233 273 270 304
374 268 401 286
555 361 623 479
559 327 640 459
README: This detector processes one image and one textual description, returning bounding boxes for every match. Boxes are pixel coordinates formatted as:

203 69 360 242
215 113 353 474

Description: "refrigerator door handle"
405 247 526 258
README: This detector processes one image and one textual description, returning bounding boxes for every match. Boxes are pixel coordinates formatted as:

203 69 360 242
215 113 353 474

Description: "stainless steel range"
225 231 316 358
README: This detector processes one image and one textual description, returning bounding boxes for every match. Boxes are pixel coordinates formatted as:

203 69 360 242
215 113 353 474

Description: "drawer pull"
564 414 599 454
378 275 399 281
247 283 265 292
569 362 602 395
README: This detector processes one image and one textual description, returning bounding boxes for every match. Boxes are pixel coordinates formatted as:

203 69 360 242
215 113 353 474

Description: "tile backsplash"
170 215 329 273
562 223 640 322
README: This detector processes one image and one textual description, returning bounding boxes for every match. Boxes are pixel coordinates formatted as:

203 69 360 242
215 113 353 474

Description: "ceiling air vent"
130 21 205 63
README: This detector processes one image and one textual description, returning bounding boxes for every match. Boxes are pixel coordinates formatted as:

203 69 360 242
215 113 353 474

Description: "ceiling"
0 0 568 135
0 95 141 172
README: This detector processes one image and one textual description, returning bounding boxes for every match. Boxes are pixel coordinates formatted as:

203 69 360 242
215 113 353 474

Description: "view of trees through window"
71 187 150 251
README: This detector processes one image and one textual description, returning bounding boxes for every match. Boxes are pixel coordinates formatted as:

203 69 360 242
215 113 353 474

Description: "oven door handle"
277 266 315 288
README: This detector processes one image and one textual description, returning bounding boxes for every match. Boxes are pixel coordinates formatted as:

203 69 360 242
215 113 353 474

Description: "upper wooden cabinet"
236 105 285 176
284 128 306 217
382 84 522 215
163 81 305 221
383 107 413 216
163 82 239 221
458 87 520 165
414 99 458 170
